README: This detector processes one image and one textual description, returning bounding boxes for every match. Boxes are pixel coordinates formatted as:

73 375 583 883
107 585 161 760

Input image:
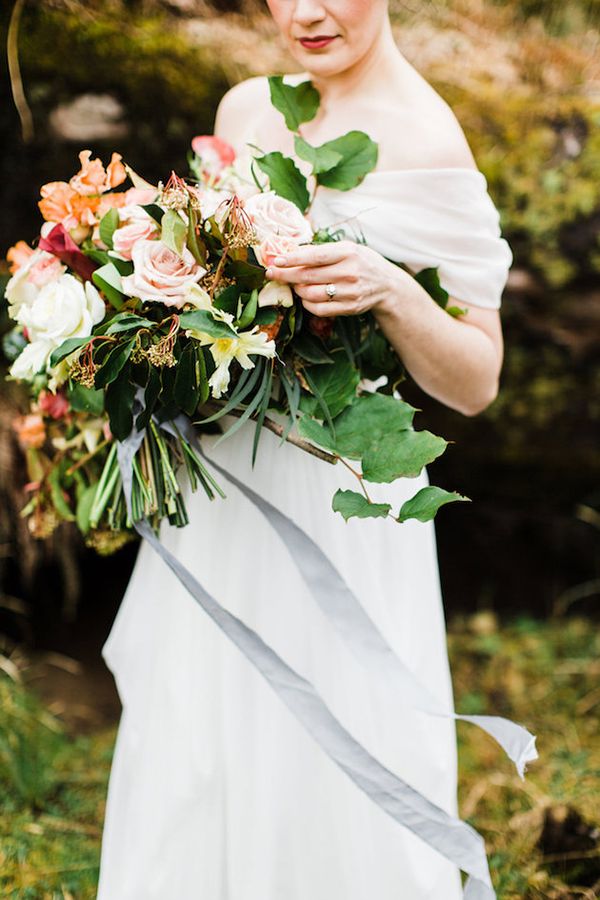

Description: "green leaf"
179 309 236 339
161 209 187 257
174 344 200 416
76 482 99 534
332 489 391 521
362 430 448 483
268 75 320 131
49 337 90 368
141 203 164 224
292 332 334 364
94 341 134 389
396 486 469 523
105 373 135 441
92 263 127 310
316 132 379 191
255 152 310 212
98 207 120 250
186 207 207 266
48 467 75 521
255 307 279 325
414 267 449 309
296 415 338 454
329 393 416 459
299 353 360 421
236 288 258 330
67 382 104 415
105 313 154 334
294 135 342 174
447 305 468 318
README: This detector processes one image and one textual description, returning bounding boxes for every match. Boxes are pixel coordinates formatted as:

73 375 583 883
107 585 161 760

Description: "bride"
97 1 512 898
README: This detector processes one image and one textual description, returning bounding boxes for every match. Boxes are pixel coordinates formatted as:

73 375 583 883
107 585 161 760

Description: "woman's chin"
290 47 354 79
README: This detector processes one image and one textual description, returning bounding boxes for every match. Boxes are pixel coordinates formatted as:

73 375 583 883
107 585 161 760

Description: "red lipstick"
299 35 338 50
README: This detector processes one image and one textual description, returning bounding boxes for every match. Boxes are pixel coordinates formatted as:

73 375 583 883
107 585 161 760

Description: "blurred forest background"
0 0 599 898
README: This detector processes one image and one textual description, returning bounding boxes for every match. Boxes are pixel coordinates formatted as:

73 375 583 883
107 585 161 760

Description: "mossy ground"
1 616 598 899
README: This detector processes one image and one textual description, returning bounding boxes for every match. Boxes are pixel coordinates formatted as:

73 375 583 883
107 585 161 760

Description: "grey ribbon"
194 439 538 779
115 411 526 897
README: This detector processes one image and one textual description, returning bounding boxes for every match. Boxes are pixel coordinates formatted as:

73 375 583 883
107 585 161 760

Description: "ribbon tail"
456 715 538 780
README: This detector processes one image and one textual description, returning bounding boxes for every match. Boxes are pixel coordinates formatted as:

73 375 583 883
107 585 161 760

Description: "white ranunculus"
257 281 294 308
243 191 313 244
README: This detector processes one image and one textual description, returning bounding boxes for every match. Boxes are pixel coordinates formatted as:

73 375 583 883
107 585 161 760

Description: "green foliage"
314 131 379 191
161 209 186 257
98 208 120 250
268 75 320 131
397 486 469 523
332 489 392 520
254 152 310 212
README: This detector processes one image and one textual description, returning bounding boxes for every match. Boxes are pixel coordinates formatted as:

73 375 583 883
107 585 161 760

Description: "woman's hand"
264 240 402 318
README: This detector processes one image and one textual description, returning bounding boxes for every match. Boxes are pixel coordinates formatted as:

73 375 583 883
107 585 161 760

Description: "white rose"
257 281 294 308
121 240 206 308
243 191 313 244
6 251 46 318
18 274 105 346
9 339 55 381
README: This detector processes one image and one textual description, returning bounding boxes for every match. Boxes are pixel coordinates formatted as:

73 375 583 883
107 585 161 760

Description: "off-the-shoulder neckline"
362 167 484 177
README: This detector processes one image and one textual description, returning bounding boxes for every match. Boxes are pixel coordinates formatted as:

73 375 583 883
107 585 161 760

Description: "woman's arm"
265 241 504 418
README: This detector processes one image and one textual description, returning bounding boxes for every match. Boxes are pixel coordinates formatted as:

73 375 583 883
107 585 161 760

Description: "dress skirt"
97 414 463 900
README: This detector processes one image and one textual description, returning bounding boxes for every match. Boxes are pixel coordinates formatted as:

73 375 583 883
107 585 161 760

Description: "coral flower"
13 413 46 450
70 150 127 196
7 241 35 273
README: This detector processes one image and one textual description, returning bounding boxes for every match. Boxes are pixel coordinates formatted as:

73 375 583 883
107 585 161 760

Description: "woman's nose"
291 0 328 27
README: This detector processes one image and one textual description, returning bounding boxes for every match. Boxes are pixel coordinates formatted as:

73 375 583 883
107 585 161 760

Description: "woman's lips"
299 36 338 50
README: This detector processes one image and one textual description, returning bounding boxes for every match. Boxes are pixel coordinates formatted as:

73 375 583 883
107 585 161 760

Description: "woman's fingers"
267 263 353 286
264 240 353 282
295 282 348 303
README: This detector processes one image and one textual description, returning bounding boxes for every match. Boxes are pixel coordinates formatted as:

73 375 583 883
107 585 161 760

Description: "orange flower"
106 152 127 189
7 240 35 273
38 181 78 224
13 414 46 450
70 150 127 196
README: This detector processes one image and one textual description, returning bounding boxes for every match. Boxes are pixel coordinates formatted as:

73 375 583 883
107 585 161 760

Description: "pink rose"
121 240 206 308
243 191 313 244
113 210 159 260
255 234 300 268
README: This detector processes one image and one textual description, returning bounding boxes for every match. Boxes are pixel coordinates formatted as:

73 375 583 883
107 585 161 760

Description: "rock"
49 93 129 142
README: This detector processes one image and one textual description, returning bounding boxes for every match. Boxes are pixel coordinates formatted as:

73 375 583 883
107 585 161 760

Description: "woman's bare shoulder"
213 76 271 144
384 74 478 172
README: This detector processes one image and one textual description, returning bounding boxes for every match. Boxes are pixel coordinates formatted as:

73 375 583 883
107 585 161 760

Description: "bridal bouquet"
4 76 466 549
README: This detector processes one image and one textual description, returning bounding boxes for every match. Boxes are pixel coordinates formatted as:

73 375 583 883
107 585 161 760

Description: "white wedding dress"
98 168 512 900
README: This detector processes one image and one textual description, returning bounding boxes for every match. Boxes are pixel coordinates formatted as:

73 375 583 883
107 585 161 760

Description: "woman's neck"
308 20 407 105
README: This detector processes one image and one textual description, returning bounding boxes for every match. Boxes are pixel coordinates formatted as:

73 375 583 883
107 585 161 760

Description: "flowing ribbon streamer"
191 435 537 779
117 422 496 899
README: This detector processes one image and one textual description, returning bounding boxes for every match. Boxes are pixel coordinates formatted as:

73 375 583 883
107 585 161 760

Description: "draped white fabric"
310 168 512 309
97 170 511 900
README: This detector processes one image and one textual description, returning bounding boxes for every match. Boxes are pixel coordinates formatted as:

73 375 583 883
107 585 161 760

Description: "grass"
0 616 599 899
